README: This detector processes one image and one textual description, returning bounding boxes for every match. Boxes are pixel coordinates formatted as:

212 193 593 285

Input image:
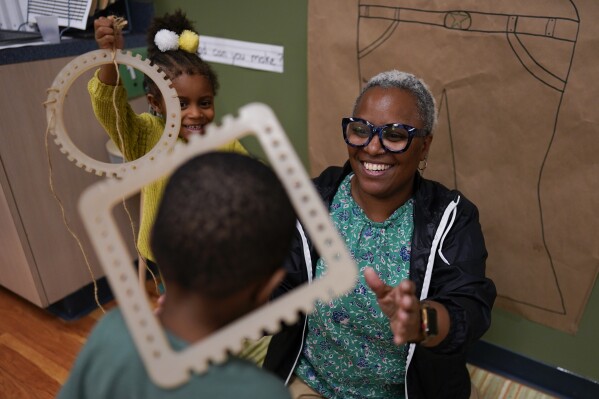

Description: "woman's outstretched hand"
364 267 423 345
364 267 450 347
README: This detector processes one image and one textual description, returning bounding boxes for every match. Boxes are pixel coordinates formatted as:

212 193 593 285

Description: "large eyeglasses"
342 117 429 154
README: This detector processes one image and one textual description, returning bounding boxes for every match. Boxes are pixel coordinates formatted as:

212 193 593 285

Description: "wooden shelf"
0 55 142 309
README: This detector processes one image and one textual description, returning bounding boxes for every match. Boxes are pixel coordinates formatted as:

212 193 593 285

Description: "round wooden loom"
44 49 182 287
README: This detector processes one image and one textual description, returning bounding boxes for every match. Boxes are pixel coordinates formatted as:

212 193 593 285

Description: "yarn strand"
109 16 161 295
42 100 105 313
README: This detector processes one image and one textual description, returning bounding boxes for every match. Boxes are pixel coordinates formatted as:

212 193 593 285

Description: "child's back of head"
151 152 296 300
58 153 295 399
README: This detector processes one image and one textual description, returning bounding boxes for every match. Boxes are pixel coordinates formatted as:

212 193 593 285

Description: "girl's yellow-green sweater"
88 71 248 262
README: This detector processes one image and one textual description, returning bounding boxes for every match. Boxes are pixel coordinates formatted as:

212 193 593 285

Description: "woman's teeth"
363 162 390 171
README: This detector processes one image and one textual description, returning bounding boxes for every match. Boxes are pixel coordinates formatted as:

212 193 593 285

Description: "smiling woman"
264 70 496 399
346 86 432 223
87 9 248 267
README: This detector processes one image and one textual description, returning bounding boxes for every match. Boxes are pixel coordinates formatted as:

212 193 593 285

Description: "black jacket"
264 163 497 398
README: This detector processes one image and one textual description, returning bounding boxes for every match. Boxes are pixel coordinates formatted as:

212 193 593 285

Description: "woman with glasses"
264 70 496 399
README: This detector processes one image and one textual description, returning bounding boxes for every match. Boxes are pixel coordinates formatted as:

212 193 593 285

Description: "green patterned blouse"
295 174 413 398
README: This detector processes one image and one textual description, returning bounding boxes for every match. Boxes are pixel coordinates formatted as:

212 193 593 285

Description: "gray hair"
353 70 437 134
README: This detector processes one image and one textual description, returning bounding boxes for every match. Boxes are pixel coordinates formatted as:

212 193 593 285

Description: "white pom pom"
154 29 179 52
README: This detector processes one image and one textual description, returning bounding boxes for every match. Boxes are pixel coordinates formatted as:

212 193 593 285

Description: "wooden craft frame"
78 103 358 388
44 49 181 178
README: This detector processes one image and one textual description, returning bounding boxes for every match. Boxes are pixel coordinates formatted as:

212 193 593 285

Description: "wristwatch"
419 302 438 344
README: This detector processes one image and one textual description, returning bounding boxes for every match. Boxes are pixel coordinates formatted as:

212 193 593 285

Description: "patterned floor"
469 364 558 399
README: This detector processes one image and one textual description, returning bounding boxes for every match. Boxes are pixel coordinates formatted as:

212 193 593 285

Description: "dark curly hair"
151 152 296 299
143 9 219 101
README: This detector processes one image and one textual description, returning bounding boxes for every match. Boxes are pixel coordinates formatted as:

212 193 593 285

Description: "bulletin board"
308 0 599 333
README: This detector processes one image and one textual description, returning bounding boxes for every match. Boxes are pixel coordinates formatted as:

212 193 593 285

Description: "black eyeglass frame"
341 117 429 154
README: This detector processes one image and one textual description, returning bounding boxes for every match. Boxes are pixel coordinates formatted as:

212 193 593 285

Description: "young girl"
89 10 248 267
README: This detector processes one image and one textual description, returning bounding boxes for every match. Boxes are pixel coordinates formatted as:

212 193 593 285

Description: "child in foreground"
58 152 294 398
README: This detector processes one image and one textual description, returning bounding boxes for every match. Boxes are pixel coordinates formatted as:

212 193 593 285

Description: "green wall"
153 0 598 383
484 280 599 382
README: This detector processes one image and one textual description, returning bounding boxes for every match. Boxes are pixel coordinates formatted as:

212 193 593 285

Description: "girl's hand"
94 16 124 50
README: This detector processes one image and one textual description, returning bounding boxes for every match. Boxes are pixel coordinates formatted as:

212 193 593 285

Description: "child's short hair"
151 152 296 299
144 9 219 99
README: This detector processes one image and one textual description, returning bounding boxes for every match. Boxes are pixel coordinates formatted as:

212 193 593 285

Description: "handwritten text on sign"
198 35 284 73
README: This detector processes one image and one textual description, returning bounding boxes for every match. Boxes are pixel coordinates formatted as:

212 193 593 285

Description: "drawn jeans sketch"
357 1 580 317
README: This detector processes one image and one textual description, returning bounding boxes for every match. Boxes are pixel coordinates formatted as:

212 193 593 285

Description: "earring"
418 158 428 172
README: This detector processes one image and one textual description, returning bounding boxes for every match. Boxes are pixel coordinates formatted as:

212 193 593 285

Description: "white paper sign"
27 0 92 30
198 35 284 73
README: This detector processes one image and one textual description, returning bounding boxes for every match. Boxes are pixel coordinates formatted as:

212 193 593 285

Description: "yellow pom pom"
179 30 199 53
